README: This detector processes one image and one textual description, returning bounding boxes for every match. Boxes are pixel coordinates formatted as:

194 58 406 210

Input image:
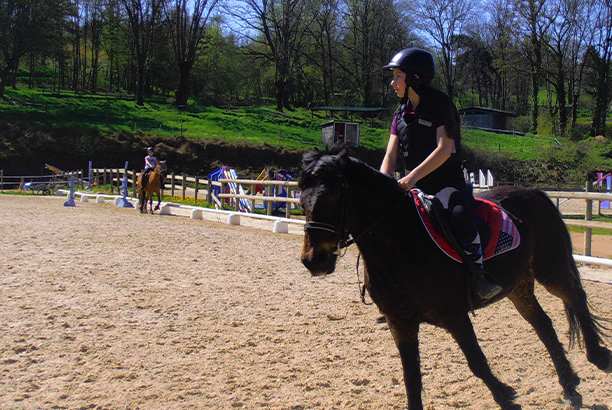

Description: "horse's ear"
302 149 319 170
338 142 351 167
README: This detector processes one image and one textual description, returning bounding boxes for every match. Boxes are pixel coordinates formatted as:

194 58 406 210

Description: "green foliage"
2 86 611 186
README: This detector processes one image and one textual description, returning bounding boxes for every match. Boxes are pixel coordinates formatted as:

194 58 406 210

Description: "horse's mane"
299 145 404 199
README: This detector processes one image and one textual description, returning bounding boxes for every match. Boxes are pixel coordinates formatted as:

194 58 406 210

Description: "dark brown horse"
137 161 167 214
299 147 611 410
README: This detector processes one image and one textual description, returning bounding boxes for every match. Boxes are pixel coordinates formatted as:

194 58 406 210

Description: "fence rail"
3 168 611 265
545 190 612 259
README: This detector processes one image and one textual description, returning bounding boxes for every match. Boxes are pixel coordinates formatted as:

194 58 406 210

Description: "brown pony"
299 147 611 410
137 161 167 214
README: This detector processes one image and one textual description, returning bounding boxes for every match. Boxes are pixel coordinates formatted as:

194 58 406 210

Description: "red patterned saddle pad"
413 191 520 263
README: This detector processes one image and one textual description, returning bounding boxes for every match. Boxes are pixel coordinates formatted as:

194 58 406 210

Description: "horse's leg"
386 318 423 410
507 280 582 409
154 189 161 211
139 189 145 213
534 263 612 374
149 192 154 214
444 313 520 410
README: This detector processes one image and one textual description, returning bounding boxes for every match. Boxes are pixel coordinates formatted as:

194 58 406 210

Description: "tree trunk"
136 56 146 106
174 60 194 107
275 78 286 112
0 75 6 99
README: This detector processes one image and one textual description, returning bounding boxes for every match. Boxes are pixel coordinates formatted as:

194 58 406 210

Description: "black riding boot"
462 233 503 302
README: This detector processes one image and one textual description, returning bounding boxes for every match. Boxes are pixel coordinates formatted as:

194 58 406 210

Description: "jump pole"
64 175 76 207
86 161 93 189
117 161 134 208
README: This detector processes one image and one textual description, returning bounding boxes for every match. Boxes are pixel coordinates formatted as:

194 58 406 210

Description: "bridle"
303 181 353 256
303 180 409 256
303 179 408 305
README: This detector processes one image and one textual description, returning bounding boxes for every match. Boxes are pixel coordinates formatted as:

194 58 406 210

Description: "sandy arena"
1 195 611 410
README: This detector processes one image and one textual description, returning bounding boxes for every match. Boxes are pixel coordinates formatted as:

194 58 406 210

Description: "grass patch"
564 214 612 236
461 129 556 162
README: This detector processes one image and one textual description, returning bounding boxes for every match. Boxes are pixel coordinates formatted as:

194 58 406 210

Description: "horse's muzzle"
301 247 338 276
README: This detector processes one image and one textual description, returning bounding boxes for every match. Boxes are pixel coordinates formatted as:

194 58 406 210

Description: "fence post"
194 176 199 202
1 169 3 193
171 172 175 198
584 180 592 257
207 180 212 204
285 183 291 218
182 174 186 200
266 185 272 216
250 183 256 213
220 180 226 207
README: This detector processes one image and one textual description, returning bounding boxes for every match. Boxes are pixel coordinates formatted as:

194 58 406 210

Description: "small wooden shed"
459 107 516 131
321 121 360 147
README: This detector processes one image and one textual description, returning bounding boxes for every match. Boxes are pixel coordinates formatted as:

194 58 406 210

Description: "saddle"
412 189 520 263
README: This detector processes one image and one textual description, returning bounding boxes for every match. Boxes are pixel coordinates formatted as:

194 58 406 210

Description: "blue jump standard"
64 175 76 207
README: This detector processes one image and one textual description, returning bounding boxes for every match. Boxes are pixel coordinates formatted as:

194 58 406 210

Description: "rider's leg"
142 169 150 189
438 187 503 302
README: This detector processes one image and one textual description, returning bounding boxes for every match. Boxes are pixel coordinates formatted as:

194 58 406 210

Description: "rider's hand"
398 174 417 192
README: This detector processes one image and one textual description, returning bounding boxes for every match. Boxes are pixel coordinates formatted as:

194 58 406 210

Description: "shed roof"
459 106 516 117
309 106 390 113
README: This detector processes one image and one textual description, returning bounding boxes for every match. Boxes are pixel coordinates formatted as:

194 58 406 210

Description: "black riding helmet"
383 48 436 92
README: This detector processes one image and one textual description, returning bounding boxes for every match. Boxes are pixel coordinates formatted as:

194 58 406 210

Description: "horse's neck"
346 165 410 237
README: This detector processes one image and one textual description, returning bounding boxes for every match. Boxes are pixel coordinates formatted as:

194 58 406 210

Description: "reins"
304 181 409 304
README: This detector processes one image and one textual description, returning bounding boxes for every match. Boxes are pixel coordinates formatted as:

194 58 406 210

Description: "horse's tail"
563 266 612 349
529 189 611 348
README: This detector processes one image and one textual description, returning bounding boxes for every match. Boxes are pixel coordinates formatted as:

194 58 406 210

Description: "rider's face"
391 68 407 98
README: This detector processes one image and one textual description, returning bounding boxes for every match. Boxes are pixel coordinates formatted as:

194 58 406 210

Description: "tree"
589 0 612 137
229 0 313 112
301 0 342 105
0 0 73 98
343 0 413 106
164 0 219 106
411 0 477 98
119 0 165 105
514 0 549 133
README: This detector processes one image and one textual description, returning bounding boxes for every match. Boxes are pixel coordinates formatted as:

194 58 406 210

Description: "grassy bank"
1 86 610 182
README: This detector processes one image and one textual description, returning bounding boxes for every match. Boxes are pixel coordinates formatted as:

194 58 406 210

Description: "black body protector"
394 100 465 196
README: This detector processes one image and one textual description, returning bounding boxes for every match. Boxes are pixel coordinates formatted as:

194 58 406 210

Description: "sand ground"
1 195 611 410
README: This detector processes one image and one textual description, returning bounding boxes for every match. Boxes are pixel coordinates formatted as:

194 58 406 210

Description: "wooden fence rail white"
545 190 612 260
4 167 611 265
89 169 300 217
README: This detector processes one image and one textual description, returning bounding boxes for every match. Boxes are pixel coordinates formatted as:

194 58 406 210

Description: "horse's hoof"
588 347 612 373
563 392 583 410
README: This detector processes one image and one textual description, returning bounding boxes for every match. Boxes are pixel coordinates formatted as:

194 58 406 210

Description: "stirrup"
473 271 502 302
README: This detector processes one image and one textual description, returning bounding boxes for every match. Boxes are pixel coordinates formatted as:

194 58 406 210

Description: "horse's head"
299 145 352 277
156 161 168 179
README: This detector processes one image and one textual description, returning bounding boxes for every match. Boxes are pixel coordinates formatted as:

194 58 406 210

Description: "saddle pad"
413 192 520 263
